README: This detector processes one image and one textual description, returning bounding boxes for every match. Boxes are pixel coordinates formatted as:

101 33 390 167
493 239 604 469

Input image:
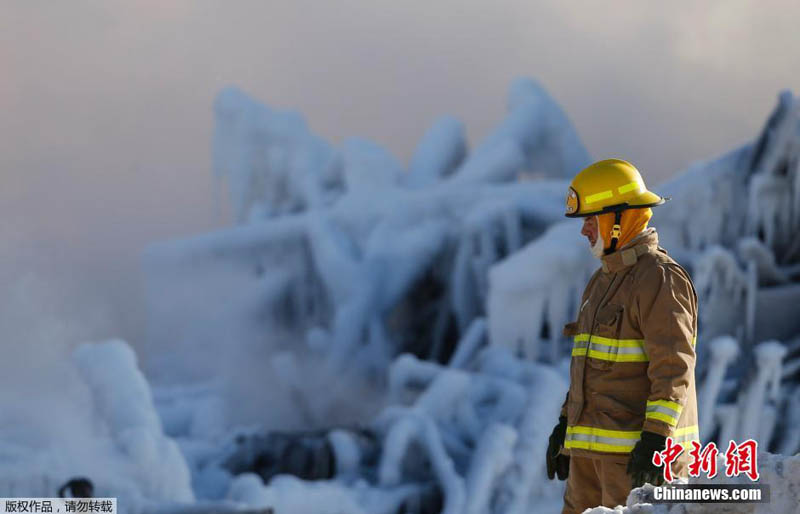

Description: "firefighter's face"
581 215 598 247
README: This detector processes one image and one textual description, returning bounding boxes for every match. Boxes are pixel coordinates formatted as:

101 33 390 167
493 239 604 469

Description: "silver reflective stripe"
587 342 647 355
647 404 681 418
566 432 639 447
571 334 649 362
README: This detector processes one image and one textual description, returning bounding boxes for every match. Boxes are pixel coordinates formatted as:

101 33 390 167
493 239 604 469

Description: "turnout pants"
561 455 689 513
562 456 632 514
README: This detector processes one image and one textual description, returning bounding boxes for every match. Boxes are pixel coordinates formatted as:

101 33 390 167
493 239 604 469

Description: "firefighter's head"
565 159 667 256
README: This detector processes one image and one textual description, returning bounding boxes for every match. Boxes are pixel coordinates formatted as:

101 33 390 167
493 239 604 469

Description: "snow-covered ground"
2 78 799 513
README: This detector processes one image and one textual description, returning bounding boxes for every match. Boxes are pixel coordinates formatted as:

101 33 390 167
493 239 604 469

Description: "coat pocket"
586 304 624 370
593 304 624 338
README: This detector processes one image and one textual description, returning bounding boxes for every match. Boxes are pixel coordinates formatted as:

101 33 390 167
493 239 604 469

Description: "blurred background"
3 0 800 347
2 1 800 512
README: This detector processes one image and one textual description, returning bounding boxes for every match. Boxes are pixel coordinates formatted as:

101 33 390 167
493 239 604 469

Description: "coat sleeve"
560 321 579 419
634 262 697 437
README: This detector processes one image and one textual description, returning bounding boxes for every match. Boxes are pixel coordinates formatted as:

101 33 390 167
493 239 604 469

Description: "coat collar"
600 228 659 273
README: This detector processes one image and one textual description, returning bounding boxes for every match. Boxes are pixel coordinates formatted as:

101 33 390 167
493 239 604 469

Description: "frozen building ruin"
4 78 799 513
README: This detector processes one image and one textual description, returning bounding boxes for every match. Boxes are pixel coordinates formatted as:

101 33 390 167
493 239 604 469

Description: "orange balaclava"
597 207 652 253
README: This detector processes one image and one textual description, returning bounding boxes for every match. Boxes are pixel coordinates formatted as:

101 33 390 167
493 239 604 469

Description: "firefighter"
546 159 699 513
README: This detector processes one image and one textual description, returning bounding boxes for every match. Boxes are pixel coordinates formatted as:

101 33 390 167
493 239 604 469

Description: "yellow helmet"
564 158 667 218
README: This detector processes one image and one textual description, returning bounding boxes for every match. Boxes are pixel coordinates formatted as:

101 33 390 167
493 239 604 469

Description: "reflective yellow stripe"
572 348 650 362
675 425 701 451
584 189 613 204
571 333 696 362
573 333 645 347
572 333 649 362
565 426 641 453
617 181 642 194
648 399 683 412
646 411 679 426
565 425 701 454
673 426 699 451
674 425 698 437
646 399 683 427
565 440 635 452
679 440 699 451
567 426 642 438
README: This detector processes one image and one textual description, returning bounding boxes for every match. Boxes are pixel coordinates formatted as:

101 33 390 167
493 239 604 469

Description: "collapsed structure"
3 79 798 513
142 79 800 512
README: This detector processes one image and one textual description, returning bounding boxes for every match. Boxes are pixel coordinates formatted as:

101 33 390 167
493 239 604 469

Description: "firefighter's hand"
546 416 570 480
627 431 667 488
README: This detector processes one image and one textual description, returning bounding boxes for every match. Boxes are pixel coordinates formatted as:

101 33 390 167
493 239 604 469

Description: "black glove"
546 416 570 480
626 431 667 488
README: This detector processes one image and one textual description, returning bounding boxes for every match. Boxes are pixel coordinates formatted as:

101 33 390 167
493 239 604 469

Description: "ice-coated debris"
7 79 800 514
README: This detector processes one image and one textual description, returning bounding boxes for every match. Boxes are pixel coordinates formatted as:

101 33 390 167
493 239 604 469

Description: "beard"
590 233 605 259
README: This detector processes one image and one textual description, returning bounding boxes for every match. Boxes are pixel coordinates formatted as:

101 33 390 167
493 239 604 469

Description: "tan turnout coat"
560 228 699 471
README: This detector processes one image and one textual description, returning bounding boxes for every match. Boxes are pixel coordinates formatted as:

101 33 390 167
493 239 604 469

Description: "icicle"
502 206 522 255
545 283 570 364
793 157 800 236
698 335 740 441
451 232 477 332
745 260 758 344
715 405 738 448
736 341 787 441
777 385 800 455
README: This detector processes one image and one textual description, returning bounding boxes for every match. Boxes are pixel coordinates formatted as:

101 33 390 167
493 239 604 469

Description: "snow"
73 341 194 503
227 474 367 514
0 339 195 513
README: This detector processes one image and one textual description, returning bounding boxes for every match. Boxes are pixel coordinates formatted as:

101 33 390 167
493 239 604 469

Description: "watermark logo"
652 438 760 483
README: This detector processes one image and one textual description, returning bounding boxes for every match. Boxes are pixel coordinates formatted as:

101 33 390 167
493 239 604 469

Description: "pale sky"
2 0 799 345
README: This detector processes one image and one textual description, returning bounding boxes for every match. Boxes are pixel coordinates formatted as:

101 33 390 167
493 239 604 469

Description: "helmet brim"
564 193 669 218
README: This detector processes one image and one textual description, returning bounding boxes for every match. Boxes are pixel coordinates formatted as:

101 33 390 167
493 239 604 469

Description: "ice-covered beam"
377 412 466 514
406 116 467 188
213 87 340 223
448 317 487 369
735 340 787 442
463 423 517 514
697 336 740 441
472 78 591 180
693 246 748 341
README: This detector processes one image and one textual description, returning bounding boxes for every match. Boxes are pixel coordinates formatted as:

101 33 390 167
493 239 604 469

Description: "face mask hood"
597 207 653 253
591 231 605 259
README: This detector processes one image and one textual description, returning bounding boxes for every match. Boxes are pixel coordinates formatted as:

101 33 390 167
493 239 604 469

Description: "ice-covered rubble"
5 78 800 513
585 452 800 514
0 340 194 513
143 81 800 512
